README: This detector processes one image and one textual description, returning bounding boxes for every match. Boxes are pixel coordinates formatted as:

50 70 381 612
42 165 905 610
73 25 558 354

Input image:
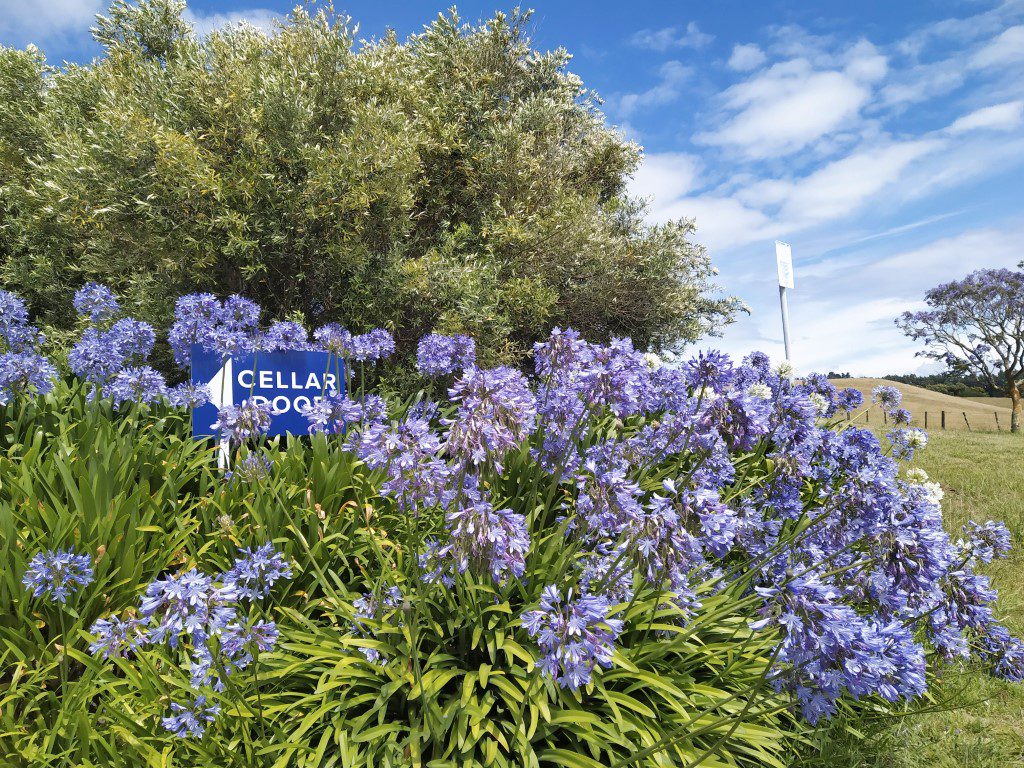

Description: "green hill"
829 378 1013 433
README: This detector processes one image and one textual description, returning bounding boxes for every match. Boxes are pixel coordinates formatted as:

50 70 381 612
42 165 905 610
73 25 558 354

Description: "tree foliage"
0 0 739 367
896 267 1024 431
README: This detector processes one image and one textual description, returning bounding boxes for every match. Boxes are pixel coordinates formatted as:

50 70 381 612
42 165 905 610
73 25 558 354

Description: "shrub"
0 1 740 369
2 287 1023 767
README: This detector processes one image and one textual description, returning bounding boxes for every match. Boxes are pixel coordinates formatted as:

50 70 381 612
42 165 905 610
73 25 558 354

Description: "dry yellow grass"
828 378 1013 433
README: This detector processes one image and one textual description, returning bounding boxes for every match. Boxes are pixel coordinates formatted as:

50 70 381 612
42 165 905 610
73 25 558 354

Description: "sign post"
775 240 794 362
190 346 344 444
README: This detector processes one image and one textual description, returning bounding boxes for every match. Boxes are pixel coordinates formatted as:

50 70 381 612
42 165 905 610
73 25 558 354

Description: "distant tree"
897 268 1024 432
0 0 740 368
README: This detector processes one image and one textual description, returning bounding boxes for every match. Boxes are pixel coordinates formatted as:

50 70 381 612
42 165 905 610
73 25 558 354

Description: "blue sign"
190 345 344 438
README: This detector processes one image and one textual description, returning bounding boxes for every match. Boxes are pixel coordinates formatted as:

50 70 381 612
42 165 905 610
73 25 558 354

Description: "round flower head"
261 321 308 352
0 289 42 351
0 350 57 404
162 695 220 739
22 548 94 603
212 399 273 445
166 382 211 409
313 323 353 356
872 385 902 410
417 333 477 377
107 366 167 409
73 282 120 323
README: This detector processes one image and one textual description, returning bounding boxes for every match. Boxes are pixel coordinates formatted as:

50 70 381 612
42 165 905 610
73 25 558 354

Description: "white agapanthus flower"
642 352 662 369
906 468 929 484
808 393 829 416
775 360 795 380
905 429 928 451
921 481 944 506
748 383 772 401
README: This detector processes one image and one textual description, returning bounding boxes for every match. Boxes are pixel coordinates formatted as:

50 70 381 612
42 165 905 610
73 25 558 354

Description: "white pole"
774 240 795 363
779 285 792 362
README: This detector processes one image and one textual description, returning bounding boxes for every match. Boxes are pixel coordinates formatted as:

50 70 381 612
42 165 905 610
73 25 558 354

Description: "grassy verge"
801 430 1024 767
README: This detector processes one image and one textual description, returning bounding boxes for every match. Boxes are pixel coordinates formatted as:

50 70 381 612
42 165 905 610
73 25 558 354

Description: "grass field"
830 378 1013 433
967 396 1014 411
803 430 1024 767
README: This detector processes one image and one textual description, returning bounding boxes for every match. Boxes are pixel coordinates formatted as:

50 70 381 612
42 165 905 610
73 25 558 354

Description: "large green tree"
0 1 739 365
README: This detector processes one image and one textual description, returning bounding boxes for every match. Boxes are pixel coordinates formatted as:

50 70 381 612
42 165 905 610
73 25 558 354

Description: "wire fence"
845 409 1011 433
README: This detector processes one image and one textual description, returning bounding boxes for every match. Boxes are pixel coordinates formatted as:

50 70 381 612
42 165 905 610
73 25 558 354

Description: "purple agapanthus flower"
521 586 623 690
22 548 94 603
107 366 167 408
73 282 120 323
222 543 292 599
212 399 273 444
89 615 147 659
162 695 220 739
0 350 57 404
416 333 476 376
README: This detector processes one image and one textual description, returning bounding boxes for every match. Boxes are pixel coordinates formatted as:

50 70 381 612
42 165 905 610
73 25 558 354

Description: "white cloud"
615 61 692 116
0 0 102 48
970 24 1024 69
750 139 944 225
695 59 872 159
628 152 703 210
654 195 775 250
184 8 280 37
947 100 1024 134
728 43 766 71
628 22 713 52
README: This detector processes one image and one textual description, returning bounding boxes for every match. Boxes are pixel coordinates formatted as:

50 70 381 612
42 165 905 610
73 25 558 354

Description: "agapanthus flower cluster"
224 453 274 485
352 586 404 664
68 317 157 386
416 333 476 376
162 696 220 739
166 381 211 409
445 365 536 470
351 328 395 363
169 293 262 366
212 399 273 444
107 366 168 409
222 543 293 599
89 544 291 737
521 586 624 690
22 548 94 603
430 499 529 584
299 390 387 434
74 282 120 323
0 289 57 403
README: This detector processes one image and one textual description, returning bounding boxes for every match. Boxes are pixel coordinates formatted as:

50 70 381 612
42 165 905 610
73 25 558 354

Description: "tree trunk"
1011 381 1022 434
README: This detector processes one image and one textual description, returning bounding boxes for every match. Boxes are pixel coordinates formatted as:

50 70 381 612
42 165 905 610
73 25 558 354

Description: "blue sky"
3 0 1023 374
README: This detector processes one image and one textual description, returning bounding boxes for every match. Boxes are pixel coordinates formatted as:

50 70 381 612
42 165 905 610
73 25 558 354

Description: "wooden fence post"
995 411 1001 431
924 411 928 429
941 411 945 430
963 412 971 431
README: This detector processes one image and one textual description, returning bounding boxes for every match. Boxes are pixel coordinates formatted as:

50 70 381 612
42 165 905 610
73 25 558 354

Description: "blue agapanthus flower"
432 499 529 584
521 586 623 691
107 366 167 408
166 381 211 409
445 365 536 470
212 399 273 444
139 569 237 648
416 333 476 376
222 543 292 599
223 453 274 485
0 350 58 404
0 289 42 351
261 320 309 352
162 695 220 739
88 615 147 660
351 328 395 363
22 548 94 603
312 323 353 356
73 282 120 323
